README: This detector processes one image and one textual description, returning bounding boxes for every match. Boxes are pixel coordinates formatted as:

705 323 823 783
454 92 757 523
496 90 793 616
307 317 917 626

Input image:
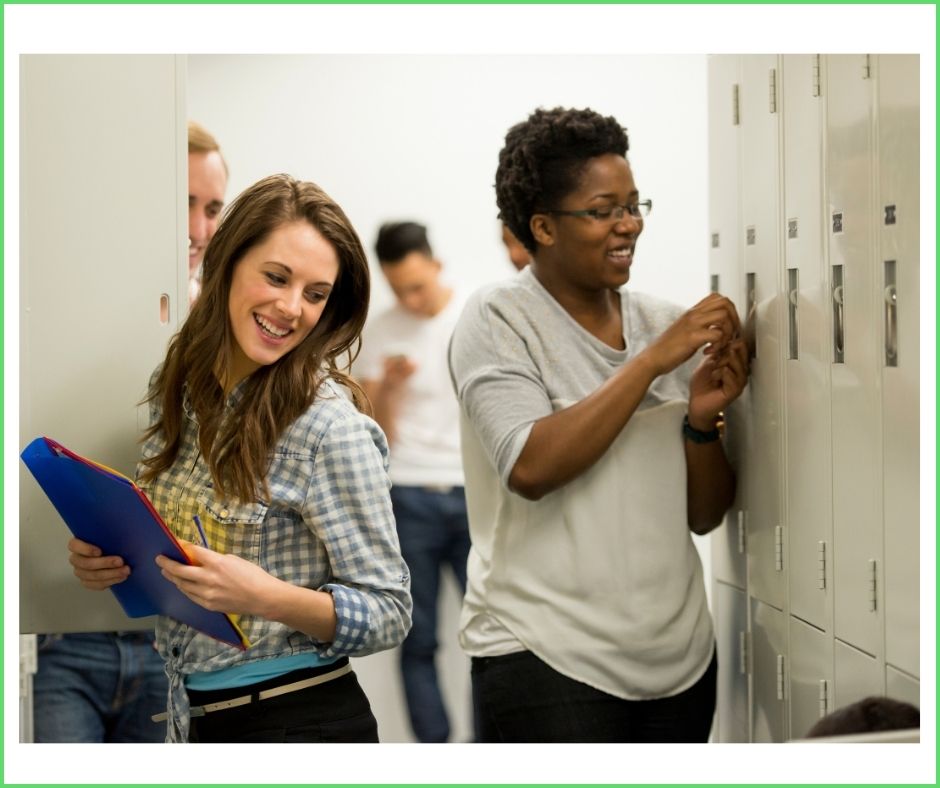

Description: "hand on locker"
687 338 750 428
67 537 131 590
644 293 742 375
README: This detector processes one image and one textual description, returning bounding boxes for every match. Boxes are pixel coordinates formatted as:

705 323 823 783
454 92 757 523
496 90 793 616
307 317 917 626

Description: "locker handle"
884 260 898 367
831 265 845 363
787 268 799 360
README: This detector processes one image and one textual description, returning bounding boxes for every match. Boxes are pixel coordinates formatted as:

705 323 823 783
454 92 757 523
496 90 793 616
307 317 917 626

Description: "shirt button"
220 510 228 518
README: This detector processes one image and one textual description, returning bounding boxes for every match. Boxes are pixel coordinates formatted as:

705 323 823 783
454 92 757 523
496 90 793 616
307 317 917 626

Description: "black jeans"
187 659 379 743
471 649 717 743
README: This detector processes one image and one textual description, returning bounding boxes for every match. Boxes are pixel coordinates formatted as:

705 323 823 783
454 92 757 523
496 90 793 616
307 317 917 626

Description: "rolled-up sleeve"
304 413 412 657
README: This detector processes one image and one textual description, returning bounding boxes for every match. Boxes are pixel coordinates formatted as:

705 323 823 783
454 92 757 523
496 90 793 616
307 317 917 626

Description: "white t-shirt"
357 290 466 487
448 267 714 701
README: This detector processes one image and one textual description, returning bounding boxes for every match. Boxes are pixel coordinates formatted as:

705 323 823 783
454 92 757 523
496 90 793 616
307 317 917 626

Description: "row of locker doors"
707 54 920 741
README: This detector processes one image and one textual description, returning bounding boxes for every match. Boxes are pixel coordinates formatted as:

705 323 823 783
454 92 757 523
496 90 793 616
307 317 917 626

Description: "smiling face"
226 220 340 388
532 153 643 293
188 150 228 275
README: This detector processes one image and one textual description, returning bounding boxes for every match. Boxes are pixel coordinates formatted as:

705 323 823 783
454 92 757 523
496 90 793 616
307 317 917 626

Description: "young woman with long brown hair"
67 173 412 742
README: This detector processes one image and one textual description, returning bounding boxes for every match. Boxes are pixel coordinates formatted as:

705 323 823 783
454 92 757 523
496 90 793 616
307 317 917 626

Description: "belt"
151 661 352 722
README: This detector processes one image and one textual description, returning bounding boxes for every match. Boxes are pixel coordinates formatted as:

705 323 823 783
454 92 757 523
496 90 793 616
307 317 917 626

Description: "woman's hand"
156 545 338 641
643 293 742 376
68 537 130 590
156 544 279 617
688 338 750 428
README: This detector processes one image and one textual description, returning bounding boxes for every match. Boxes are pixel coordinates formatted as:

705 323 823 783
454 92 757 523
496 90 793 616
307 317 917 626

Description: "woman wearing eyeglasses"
449 107 749 742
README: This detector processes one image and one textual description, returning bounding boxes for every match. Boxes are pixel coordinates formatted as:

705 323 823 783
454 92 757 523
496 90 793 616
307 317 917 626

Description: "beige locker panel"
833 638 884 709
876 55 920 679
781 55 832 632
739 55 786 611
751 598 788 742
826 55 883 658
885 665 919 708
788 616 833 740
715 582 749 742
20 55 187 633
707 55 746 590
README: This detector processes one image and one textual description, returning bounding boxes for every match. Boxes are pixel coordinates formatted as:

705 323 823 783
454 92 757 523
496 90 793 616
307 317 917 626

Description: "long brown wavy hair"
139 174 371 503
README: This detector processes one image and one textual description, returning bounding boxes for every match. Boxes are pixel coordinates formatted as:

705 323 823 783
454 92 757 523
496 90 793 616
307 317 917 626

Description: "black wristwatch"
682 414 721 444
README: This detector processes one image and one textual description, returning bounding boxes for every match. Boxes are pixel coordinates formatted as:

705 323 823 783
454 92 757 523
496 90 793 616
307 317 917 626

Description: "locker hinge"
817 541 827 590
812 55 821 97
739 631 750 675
868 559 877 611
776 654 786 700
737 510 747 554
863 54 871 80
768 68 777 113
774 525 784 571
818 679 829 718
20 634 38 699
732 83 740 126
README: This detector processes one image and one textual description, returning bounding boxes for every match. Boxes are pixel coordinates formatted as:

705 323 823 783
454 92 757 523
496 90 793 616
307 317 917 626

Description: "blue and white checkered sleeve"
305 412 412 658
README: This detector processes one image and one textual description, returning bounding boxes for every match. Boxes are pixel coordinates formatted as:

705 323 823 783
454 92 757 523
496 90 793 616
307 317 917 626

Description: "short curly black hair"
495 107 629 253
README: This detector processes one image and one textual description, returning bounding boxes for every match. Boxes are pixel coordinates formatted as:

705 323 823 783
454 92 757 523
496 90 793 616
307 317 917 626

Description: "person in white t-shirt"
356 221 472 743
450 107 750 742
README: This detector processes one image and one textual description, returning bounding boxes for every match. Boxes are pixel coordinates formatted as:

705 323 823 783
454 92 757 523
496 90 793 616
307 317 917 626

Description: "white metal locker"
885 665 919 709
788 615 833 740
20 55 188 633
714 581 749 742
875 54 920 680
750 598 788 742
826 55 884 659
781 55 833 633
739 55 787 612
707 55 747 592
833 637 884 708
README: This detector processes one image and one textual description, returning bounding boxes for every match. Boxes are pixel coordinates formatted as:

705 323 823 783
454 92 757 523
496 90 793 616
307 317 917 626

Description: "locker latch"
818 679 828 718
739 631 750 675
768 68 777 113
812 55 821 97
868 559 877 612
817 541 827 590
774 525 784 571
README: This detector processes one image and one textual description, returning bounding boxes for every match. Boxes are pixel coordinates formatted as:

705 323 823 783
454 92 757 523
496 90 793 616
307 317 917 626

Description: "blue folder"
21 436 249 650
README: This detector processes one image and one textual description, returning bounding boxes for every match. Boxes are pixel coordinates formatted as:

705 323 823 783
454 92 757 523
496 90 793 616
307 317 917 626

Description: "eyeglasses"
542 199 653 222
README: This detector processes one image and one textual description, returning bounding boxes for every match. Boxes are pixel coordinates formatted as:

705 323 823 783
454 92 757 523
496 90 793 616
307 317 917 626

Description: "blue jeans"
390 485 471 743
33 632 168 742
471 649 717 742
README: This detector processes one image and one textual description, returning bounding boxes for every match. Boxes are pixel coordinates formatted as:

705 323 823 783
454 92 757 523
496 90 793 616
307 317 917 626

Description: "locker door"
876 55 920 679
826 55 884 659
20 55 187 634
788 615 833 740
833 638 884 708
715 581 749 742
707 55 747 591
885 665 919 709
751 598 788 742
781 55 833 632
739 55 786 611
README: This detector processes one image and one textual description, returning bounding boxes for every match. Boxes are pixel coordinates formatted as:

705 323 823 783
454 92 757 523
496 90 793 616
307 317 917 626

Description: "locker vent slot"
710 274 720 294
812 55 822 97
788 218 798 239
769 68 777 113
732 84 740 126
884 204 897 225
746 273 757 359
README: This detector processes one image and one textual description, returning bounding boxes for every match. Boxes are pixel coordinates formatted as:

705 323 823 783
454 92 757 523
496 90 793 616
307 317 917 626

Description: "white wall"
188 53 710 743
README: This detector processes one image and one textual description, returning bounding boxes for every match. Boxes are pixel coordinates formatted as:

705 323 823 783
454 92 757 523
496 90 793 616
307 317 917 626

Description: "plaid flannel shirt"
138 374 412 742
